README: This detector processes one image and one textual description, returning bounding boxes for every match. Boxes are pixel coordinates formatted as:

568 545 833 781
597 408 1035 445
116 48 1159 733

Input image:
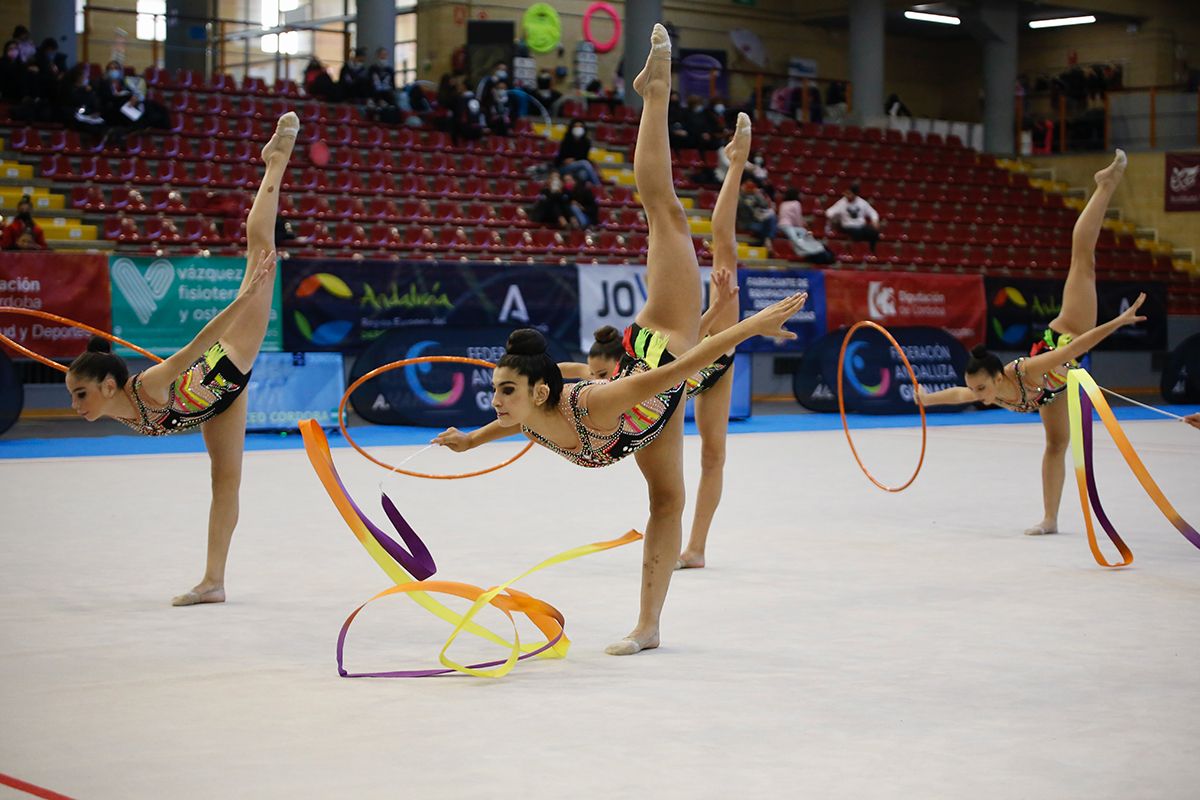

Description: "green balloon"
523 3 562 54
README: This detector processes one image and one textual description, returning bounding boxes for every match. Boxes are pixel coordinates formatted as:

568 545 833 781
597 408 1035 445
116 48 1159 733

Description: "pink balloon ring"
583 3 621 54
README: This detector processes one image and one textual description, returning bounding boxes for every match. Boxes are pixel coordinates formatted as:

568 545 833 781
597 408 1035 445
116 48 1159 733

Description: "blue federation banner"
281 259 580 353
245 352 345 431
736 269 825 352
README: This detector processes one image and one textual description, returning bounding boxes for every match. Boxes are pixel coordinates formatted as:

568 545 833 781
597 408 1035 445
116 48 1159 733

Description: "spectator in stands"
737 179 777 247
825 182 881 252
555 118 602 185
1 194 48 250
529 172 571 229
436 73 457 110
304 57 336 101
450 82 485 145
368 47 396 107
668 89 689 150
481 62 508 100
406 81 431 113
33 37 63 101
886 93 911 118
97 60 170 135
685 94 717 150
747 150 769 187
484 79 512 136
825 80 848 123
777 188 833 263
533 70 561 112
61 63 105 135
339 47 370 102
1 40 31 102
12 26 34 63
707 97 733 139
562 174 599 229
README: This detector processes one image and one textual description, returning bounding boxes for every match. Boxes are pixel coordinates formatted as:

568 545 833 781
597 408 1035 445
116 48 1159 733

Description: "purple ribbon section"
1079 392 1128 554
331 466 437 580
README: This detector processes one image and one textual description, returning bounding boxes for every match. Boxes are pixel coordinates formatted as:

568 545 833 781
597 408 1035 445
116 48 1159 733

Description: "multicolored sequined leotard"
994 326 1079 414
118 342 250 436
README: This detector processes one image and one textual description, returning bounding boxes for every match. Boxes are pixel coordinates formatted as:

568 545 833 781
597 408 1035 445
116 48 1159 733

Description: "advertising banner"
0 253 111 360
577 263 711 351
824 271 985 348
1165 152 1200 212
109 255 283 356
986 277 1166 351
282 259 579 353
245 352 345 431
736 269 825 352
794 325 970 414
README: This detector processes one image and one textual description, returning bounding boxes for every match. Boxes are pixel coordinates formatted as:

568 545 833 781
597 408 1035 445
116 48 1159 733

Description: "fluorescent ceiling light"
904 10 961 25
1028 15 1097 29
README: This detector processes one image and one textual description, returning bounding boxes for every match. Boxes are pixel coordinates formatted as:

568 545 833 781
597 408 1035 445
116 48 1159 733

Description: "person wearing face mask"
533 71 561 111
1 195 48 250
528 171 571 229
484 80 512 135
451 79 484 145
707 97 732 139
339 47 371 102
96 60 169 136
0 39 31 102
12 26 35 63
561 174 599 229
368 47 397 107
684 93 717 150
58 63 106 135
554 118 602 185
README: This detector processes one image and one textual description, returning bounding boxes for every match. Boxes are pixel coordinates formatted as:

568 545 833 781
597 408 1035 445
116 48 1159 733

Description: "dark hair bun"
593 325 620 345
970 344 990 359
86 335 113 354
505 328 547 357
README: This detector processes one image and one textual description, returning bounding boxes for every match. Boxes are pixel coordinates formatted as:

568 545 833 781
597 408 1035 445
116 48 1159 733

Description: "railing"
1017 85 1199 154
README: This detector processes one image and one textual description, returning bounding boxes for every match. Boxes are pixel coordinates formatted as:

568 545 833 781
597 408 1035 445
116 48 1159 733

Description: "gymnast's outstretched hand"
433 427 471 452
1184 413 1200 430
743 291 807 339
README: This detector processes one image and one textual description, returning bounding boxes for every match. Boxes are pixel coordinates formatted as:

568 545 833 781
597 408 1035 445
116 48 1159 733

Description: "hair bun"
505 328 547 357
970 344 990 359
593 325 620 345
86 335 113 354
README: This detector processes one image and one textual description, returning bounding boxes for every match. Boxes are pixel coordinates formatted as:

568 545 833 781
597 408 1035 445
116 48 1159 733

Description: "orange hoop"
836 320 927 493
339 355 532 480
0 307 163 373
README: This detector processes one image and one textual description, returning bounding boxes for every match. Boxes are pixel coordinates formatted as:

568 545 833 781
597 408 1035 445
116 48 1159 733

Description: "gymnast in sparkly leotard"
63 112 299 607
434 23 808 658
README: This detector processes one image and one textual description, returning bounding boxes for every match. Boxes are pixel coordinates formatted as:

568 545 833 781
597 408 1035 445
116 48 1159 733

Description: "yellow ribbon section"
299 419 643 677
1067 368 1199 568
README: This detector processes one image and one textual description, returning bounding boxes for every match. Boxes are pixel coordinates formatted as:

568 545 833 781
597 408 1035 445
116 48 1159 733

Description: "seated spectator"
450 83 485 145
304 57 337 101
747 150 769 187
777 188 834 263
532 70 561 112
737 180 777 246
555 118 601 185
406 81 432 113
685 94 717 150
668 89 689 151
435 73 457 110
480 62 508 102
528 172 571 229
707 97 733 140
483 80 512 136
367 47 396 107
562 174 599 229
1 40 31 102
825 80 848 124
33 36 64 101
339 47 370 102
12 26 35 63
1 194 48 250
60 63 105 135
97 61 170 133
825 183 881 252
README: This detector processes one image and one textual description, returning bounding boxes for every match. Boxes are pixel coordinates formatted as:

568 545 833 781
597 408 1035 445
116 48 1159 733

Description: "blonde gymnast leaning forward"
561 120 754 570
434 25 806 655
64 111 299 606
918 149 1150 536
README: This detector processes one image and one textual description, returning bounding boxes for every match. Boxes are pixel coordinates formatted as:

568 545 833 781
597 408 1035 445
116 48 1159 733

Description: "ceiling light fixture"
904 10 961 25
1028 15 1097 29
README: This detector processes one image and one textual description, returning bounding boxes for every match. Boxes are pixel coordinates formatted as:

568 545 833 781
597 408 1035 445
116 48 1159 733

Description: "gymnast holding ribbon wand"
60 112 299 606
433 24 807 656
916 149 1157 536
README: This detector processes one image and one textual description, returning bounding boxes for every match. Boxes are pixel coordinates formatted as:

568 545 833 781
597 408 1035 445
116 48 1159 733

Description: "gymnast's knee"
1044 436 1069 458
700 439 727 472
646 484 685 518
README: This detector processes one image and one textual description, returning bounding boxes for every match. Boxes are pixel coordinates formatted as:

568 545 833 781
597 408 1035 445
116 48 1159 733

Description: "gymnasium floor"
1 409 1198 799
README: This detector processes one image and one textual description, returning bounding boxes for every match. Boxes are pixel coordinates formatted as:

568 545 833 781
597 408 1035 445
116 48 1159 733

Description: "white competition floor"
2 416 1198 799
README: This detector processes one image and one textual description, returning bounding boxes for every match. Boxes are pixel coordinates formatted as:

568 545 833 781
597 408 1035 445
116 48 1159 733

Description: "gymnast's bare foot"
674 550 705 570
172 582 226 606
261 111 299 164
605 628 660 656
724 112 751 165
632 23 671 97
1094 148 1126 188
1023 519 1059 536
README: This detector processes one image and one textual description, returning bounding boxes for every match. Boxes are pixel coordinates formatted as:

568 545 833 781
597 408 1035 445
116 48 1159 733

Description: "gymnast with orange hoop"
54 112 299 606
918 149 1151 536
434 25 807 656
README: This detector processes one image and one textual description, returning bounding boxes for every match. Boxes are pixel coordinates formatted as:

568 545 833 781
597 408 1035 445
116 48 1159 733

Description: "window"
75 0 85 34
260 0 301 54
136 0 166 42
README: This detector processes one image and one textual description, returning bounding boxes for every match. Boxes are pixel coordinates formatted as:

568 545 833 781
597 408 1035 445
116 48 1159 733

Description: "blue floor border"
3 404 1198 460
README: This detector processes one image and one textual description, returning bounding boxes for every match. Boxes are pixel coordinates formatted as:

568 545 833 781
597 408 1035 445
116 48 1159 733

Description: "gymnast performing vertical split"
434 24 807 655
918 149 1150 536
63 112 299 606
561 118 753 570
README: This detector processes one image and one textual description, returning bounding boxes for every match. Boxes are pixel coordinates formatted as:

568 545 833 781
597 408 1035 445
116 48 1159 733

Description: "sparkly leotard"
994 326 1079 414
522 323 721 468
118 342 250 436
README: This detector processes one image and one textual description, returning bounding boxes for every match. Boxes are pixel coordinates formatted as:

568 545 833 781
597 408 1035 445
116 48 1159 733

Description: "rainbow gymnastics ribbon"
1067 368 1200 568
298 420 642 678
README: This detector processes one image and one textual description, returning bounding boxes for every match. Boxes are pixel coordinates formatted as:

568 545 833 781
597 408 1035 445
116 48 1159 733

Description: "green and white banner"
109 255 282 356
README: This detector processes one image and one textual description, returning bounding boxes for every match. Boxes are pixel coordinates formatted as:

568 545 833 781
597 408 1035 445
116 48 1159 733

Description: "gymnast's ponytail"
588 325 625 361
497 328 563 406
68 335 130 387
965 344 1003 378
